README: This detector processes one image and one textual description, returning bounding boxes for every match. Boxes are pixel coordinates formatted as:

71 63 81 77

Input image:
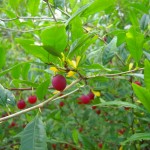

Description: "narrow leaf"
102 36 117 65
20 115 47 150
144 60 150 91
126 27 144 62
122 133 150 145
0 46 6 69
81 0 114 17
53 0 65 8
36 79 50 99
132 84 150 112
96 101 146 112
27 0 40 16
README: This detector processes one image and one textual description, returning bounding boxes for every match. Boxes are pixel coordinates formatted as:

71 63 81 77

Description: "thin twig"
46 1 57 22
7 87 53 91
0 26 51 33
87 68 144 79
0 16 54 21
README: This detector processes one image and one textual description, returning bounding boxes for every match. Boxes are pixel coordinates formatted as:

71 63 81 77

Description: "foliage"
0 0 150 150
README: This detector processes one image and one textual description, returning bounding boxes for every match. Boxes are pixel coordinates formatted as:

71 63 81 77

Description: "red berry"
79 127 83 133
124 107 130 111
9 121 17 128
118 129 126 135
52 74 66 91
59 101 64 107
96 109 101 115
52 144 56 149
17 100 26 109
80 95 91 104
88 91 95 100
28 95 37 104
64 144 69 148
134 81 141 86
92 106 97 110
98 143 103 148
103 36 107 42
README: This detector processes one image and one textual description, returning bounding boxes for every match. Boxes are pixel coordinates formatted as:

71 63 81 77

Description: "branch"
0 16 55 21
0 26 51 33
86 68 144 79
46 1 57 22
7 86 53 91
0 79 81 123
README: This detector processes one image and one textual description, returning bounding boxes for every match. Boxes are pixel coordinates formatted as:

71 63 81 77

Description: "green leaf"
11 64 21 79
126 27 144 62
27 0 40 16
81 0 114 17
41 24 67 57
36 79 50 100
22 63 30 80
53 0 65 8
96 101 146 112
20 115 47 150
144 60 150 91
71 17 84 42
0 46 6 69
42 45 61 57
140 14 149 30
132 84 150 112
0 84 16 106
16 39 51 63
130 2 149 13
0 62 29 77
143 51 150 60
66 3 92 26
80 135 95 150
72 129 79 145
9 0 21 11
129 10 139 28
12 79 38 87
68 33 95 58
102 36 117 65
122 133 150 145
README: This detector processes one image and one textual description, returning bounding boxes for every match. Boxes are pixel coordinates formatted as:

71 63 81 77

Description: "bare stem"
87 68 144 79
46 1 57 22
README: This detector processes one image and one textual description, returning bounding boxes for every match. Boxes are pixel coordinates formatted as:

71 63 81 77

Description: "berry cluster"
17 95 37 110
77 91 95 104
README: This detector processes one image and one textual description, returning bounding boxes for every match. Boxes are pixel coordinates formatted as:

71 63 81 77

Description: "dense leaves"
0 0 150 149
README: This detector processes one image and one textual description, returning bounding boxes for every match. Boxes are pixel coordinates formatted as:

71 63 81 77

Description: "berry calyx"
88 91 95 100
28 95 37 104
52 74 66 91
134 81 141 86
59 101 64 107
17 100 26 109
79 95 91 104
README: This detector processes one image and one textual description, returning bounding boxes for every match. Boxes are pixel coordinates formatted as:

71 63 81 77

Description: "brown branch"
7 86 53 91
